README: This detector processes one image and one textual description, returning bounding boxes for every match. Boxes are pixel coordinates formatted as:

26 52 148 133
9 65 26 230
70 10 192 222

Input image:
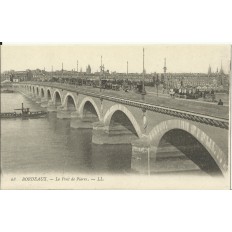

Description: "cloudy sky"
1 44 231 74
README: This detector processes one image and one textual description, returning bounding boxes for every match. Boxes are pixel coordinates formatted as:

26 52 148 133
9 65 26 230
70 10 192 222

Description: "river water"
1 93 132 176
1 92 216 177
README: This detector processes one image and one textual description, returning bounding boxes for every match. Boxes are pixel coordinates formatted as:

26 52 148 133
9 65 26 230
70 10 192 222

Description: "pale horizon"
1 45 231 74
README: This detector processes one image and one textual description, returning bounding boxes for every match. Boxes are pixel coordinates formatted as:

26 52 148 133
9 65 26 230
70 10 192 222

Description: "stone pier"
40 98 48 107
35 97 42 104
31 95 37 102
57 106 75 119
92 121 138 145
131 137 157 175
70 112 98 129
47 100 58 112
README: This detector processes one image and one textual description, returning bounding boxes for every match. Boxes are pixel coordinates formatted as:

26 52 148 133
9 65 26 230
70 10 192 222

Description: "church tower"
86 65 91 74
220 61 224 75
219 61 225 86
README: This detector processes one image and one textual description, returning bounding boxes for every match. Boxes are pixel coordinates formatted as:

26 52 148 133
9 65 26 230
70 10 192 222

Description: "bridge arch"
148 119 227 175
40 87 45 98
104 104 142 138
79 97 100 119
52 90 62 106
36 86 39 96
63 93 78 110
47 89 52 101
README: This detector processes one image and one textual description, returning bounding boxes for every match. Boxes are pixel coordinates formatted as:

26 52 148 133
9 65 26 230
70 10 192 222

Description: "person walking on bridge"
218 99 223 105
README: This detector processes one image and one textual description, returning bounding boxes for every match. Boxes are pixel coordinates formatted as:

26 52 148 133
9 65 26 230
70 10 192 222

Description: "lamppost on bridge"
61 62 64 83
163 58 169 92
76 60 79 84
229 45 232 75
99 56 104 92
141 48 146 101
155 74 160 97
126 61 131 90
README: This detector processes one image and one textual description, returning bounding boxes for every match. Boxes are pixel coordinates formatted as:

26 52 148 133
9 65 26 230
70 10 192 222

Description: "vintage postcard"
0 44 231 189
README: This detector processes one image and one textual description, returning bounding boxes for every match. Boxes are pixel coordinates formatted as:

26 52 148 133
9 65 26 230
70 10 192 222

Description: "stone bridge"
15 82 229 177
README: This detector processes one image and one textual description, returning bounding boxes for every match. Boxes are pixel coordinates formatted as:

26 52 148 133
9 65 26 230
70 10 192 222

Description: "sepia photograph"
0 44 231 189
1 1 232 232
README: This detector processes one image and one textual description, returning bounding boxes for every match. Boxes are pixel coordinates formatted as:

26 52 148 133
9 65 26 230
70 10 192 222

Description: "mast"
141 48 146 100
163 58 167 73
127 61 128 75
143 48 144 75
62 62 63 79
100 56 103 92
229 45 232 74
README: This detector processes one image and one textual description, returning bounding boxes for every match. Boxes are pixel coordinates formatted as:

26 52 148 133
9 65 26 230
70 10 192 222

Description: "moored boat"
1 89 14 93
0 103 48 119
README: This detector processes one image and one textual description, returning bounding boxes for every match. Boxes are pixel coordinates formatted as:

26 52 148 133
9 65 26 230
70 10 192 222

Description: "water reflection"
91 144 132 174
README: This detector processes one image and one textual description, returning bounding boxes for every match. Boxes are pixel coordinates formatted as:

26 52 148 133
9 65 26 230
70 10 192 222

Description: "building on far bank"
2 61 229 93
86 65 91 74
163 63 229 92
